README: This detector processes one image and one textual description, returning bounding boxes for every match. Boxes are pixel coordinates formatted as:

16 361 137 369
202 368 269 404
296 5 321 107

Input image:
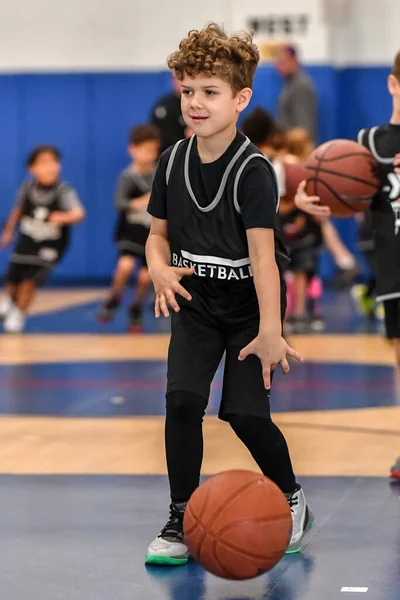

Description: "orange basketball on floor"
183 470 292 580
304 139 380 217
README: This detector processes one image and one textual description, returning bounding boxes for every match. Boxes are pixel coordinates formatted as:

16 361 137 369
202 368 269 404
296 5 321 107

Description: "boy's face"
30 152 61 186
129 141 160 166
180 74 251 139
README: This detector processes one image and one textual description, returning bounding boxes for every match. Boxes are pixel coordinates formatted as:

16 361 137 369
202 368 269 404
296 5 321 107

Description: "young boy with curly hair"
145 23 314 566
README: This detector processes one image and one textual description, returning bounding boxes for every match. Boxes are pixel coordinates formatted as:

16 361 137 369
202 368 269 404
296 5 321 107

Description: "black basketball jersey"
154 134 289 321
12 180 71 268
358 124 400 300
114 168 153 255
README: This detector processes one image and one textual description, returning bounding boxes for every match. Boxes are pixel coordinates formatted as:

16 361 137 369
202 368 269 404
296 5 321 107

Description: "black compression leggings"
165 392 297 503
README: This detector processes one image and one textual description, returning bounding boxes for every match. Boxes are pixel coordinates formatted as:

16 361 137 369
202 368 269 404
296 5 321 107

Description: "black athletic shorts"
117 247 147 267
363 250 376 278
5 262 51 287
383 298 400 339
289 246 320 280
115 223 149 267
166 289 285 421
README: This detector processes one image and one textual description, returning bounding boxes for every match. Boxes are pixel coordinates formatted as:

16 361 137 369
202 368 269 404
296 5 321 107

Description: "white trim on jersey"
376 292 400 302
233 154 280 215
271 158 286 198
181 249 250 268
165 135 279 216
11 254 53 268
357 128 366 145
368 126 396 164
184 136 250 212
166 139 185 185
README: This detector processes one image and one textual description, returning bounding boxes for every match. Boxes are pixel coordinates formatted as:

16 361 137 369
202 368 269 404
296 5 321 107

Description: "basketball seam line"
197 477 263 560
312 151 371 162
307 177 361 213
305 165 379 188
187 475 266 564
212 516 291 560
314 140 333 197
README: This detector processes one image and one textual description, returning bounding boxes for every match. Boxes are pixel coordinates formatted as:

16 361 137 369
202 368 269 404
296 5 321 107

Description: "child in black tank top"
0 146 85 333
294 51 400 480
144 23 314 566
96 125 160 332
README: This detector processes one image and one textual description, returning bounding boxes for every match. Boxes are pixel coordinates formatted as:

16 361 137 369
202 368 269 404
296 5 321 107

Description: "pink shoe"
307 276 323 300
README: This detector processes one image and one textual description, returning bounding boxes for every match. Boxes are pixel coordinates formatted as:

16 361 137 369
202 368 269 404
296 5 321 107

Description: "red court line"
0 378 394 392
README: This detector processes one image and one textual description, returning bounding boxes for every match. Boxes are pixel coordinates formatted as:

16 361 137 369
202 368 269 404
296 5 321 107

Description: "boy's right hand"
295 181 331 219
149 265 194 318
0 229 13 248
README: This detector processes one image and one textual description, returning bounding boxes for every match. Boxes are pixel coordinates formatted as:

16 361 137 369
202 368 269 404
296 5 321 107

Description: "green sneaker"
145 502 190 566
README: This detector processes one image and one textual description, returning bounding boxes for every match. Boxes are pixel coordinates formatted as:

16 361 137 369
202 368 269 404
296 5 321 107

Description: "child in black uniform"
296 52 400 369
240 109 323 333
294 52 400 477
97 125 160 331
0 146 85 333
279 200 323 332
351 210 381 320
145 23 314 565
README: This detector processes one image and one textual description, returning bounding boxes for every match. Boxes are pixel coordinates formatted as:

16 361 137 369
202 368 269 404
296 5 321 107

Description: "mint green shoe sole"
145 554 189 566
285 515 316 555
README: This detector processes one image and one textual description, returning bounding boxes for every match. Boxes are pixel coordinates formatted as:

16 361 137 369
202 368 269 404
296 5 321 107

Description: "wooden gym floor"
0 288 399 600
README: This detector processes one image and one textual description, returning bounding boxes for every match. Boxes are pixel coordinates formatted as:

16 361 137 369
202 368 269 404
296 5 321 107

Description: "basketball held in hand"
304 139 380 217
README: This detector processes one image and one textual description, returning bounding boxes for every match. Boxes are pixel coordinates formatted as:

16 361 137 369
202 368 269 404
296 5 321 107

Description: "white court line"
341 588 369 593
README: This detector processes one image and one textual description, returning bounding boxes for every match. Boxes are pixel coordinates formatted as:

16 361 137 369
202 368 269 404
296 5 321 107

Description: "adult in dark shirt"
275 45 318 143
150 78 187 153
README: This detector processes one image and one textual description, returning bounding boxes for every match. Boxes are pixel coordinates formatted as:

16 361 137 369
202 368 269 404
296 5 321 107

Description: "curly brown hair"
167 23 260 92
392 51 400 80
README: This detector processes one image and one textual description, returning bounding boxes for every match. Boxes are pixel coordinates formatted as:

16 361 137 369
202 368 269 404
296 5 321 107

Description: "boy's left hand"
394 153 400 174
238 333 303 390
295 181 331 219
48 212 67 225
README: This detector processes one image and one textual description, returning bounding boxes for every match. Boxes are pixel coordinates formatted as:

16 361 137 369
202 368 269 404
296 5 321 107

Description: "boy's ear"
237 88 253 114
388 74 400 95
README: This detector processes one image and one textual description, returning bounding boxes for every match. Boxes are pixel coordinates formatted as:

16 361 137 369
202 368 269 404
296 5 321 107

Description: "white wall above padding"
0 0 230 71
0 0 397 71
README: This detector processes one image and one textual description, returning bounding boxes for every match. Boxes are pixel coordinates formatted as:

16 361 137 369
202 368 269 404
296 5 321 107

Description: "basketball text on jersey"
172 250 253 280
165 134 284 284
